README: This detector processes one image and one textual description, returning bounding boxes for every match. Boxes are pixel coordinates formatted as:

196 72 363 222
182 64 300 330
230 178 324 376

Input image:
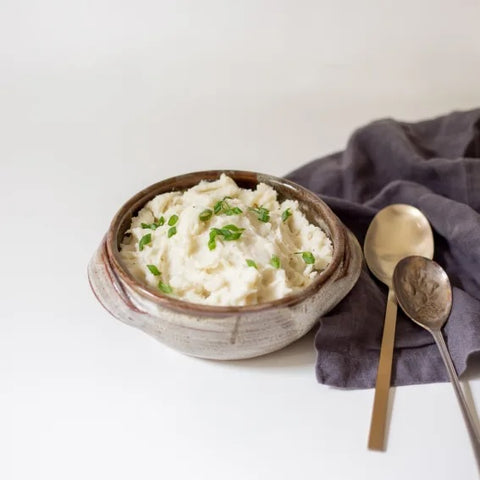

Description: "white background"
2 1 480 479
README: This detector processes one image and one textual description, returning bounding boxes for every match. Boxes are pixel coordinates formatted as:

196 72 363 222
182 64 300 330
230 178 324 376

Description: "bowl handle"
88 237 147 316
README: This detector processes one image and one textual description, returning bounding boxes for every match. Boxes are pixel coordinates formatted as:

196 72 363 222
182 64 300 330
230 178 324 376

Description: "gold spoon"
364 204 434 450
393 256 480 469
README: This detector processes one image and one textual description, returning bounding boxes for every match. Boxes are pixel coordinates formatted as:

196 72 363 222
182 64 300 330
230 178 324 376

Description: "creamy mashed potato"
119 174 333 306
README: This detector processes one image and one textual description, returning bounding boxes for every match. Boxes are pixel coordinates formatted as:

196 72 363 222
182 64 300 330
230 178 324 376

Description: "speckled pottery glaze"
88 170 362 360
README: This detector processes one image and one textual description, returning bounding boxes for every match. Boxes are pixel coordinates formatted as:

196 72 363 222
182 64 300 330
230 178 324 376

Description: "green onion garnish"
168 215 178 226
199 209 213 222
213 197 242 216
158 281 173 294
139 233 152 251
208 229 218 250
225 206 243 216
208 224 245 249
141 216 165 230
213 199 224 215
296 251 315 264
246 259 257 269
216 224 245 240
146 264 161 276
281 208 292 222
167 226 177 238
270 254 280 269
249 206 270 222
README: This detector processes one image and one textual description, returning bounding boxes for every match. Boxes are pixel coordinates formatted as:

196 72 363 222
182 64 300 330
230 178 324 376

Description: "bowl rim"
105 170 346 316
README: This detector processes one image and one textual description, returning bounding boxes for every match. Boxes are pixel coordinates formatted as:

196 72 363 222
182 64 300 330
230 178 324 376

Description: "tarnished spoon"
364 204 434 450
393 255 480 468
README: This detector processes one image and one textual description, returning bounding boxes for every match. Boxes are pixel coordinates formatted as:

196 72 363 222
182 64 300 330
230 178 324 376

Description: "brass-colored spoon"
393 256 480 468
364 204 434 451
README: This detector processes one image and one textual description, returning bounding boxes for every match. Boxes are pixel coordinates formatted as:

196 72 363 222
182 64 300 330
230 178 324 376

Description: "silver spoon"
364 204 434 450
393 255 480 468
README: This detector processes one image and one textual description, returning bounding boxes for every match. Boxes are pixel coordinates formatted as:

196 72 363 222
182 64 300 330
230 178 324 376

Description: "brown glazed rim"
106 170 346 317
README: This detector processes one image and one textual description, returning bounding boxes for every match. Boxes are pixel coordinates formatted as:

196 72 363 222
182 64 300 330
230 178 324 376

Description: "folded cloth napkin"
286 108 480 388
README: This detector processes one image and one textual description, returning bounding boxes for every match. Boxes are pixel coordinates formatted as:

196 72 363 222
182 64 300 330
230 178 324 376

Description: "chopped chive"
295 251 315 264
167 226 177 238
270 254 280 269
168 215 178 226
158 281 173 294
141 216 164 229
208 229 218 250
224 206 243 216
281 208 292 222
146 264 161 276
225 232 242 240
199 209 213 222
222 224 243 231
213 197 242 216
139 233 152 251
246 259 257 269
302 252 315 264
217 225 245 240
141 222 157 230
249 206 270 222
208 224 244 249
213 200 223 215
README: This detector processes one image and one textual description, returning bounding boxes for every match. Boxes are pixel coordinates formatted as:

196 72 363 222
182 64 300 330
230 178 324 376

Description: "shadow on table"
201 327 318 370
197 331 480 379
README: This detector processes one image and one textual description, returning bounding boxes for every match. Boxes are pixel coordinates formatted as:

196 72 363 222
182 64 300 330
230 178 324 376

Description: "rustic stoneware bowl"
88 170 362 360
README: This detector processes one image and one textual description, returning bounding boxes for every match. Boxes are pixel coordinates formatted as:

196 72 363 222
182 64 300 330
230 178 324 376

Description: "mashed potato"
119 174 333 306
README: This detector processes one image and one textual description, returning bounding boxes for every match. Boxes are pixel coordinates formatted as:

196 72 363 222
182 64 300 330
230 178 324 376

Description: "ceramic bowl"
88 170 362 360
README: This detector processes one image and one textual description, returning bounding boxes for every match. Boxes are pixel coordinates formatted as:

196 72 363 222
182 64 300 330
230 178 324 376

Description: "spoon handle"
432 329 480 467
368 288 397 451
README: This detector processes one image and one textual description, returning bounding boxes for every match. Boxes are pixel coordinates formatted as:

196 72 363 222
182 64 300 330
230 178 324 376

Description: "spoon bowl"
393 256 452 332
364 204 434 287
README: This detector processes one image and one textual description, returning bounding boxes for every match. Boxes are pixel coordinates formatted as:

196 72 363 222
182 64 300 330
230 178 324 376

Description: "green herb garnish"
281 208 292 222
270 254 280 269
167 226 177 238
249 206 270 222
223 224 242 231
146 264 161 276
158 281 173 294
215 224 245 240
139 233 152 251
168 215 179 226
225 206 242 215
246 259 257 269
208 224 245 249
213 197 243 216
213 198 225 214
208 229 218 250
199 209 213 222
141 216 165 229
296 251 315 264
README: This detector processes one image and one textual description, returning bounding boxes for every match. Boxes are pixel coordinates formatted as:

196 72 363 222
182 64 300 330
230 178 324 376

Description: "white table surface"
2 1 480 479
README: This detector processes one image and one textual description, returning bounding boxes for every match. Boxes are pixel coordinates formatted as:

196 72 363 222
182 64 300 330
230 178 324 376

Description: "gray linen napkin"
286 108 480 388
